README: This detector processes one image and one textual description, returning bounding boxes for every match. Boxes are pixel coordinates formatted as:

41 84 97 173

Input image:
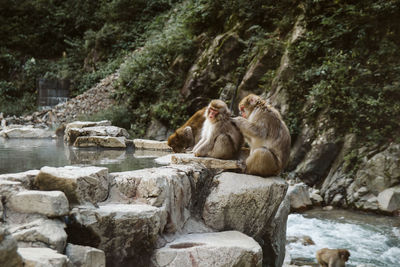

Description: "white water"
286 210 400 267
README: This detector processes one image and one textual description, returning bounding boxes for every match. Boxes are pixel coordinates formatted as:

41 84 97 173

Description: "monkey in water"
168 107 206 153
316 248 350 267
232 94 291 177
192 100 243 160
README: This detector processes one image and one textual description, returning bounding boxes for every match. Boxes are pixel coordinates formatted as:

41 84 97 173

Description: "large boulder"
0 125 53 139
287 183 312 211
8 190 69 217
0 227 23 267
18 247 70 267
35 166 109 205
64 125 129 145
171 153 239 170
65 243 106 267
109 164 213 233
202 172 288 267
9 218 67 253
68 203 162 267
377 186 400 213
151 231 262 267
0 170 39 189
133 139 172 151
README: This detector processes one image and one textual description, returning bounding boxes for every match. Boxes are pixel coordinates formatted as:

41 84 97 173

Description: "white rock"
8 190 69 217
0 169 39 189
35 166 109 205
70 203 162 266
287 183 312 211
73 136 126 148
133 139 172 151
65 120 111 130
378 186 400 212
0 227 23 267
203 172 288 235
65 125 129 145
171 153 239 170
10 218 67 253
65 243 105 267
0 126 53 139
18 247 69 267
151 231 262 267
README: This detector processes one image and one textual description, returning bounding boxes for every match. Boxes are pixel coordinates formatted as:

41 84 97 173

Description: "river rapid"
286 209 400 267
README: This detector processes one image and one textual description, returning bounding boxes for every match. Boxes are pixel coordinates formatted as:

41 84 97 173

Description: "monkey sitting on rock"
192 99 243 160
316 248 350 267
232 94 291 177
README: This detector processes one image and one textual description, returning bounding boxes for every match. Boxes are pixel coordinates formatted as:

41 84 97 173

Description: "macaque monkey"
232 94 291 177
168 107 206 153
316 248 350 267
192 100 243 160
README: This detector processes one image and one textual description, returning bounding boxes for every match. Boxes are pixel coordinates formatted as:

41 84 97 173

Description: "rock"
35 166 109 205
377 186 400 212
310 191 324 205
322 205 334 211
73 136 126 148
287 235 315 246
18 247 70 267
133 139 172 151
65 243 106 267
151 231 262 267
154 154 179 165
65 120 112 130
68 203 162 267
109 164 210 233
10 218 67 253
0 180 25 201
264 194 290 267
171 153 239 170
353 144 400 196
134 150 172 159
8 190 69 217
145 119 172 141
65 125 129 145
0 126 53 139
202 172 288 267
0 170 39 189
287 183 312 211
294 128 340 186
0 227 23 267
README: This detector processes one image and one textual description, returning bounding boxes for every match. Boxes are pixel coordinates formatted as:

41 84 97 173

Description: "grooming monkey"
167 107 206 153
232 94 291 176
193 100 243 160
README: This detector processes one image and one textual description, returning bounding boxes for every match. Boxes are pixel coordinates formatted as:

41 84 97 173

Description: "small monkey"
316 248 350 267
168 107 206 153
192 100 243 160
232 94 291 177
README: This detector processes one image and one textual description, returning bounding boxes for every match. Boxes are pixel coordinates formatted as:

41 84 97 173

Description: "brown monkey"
167 107 206 153
232 94 291 177
192 100 243 160
316 248 350 267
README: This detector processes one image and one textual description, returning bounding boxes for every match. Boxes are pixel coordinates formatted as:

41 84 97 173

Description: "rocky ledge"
0 152 289 267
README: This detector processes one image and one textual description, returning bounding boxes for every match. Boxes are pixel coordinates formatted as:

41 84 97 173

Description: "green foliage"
284 0 400 143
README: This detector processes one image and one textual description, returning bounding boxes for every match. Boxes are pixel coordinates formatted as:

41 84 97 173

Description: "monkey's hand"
232 116 246 129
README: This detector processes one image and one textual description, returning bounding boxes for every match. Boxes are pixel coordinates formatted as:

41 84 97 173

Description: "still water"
286 209 400 267
0 138 164 174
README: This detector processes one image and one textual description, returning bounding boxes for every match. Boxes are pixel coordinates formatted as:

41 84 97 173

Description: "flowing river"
286 209 400 267
1 138 399 267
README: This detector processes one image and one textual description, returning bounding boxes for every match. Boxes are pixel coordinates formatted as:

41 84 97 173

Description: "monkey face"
239 105 247 118
208 107 219 119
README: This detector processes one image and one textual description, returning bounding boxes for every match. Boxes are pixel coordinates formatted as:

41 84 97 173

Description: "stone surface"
171 153 239 170
287 183 312 211
134 149 172 159
151 231 262 267
65 243 106 267
377 186 400 212
73 136 126 148
8 190 69 217
65 125 129 145
133 139 172 151
68 203 162 267
0 227 23 267
18 247 70 267
202 172 288 267
35 166 109 205
0 180 25 201
0 126 53 139
145 119 173 141
0 169 39 189
65 120 111 130
10 218 67 253
109 164 210 233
